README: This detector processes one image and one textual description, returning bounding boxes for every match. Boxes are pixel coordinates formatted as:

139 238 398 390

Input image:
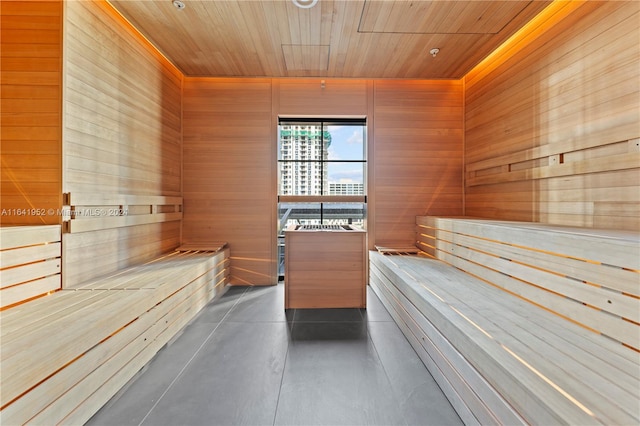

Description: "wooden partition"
182 78 274 285
373 80 464 246
464 1 640 231
1 0 62 225
62 1 183 287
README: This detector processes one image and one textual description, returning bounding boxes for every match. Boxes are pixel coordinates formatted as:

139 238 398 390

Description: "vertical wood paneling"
464 1 640 231
182 78 274 285
1 0 62 225
62 1 183 286
373 80 464 246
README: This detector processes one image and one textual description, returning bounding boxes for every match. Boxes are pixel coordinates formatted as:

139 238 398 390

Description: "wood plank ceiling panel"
359 1 534 34
106 0 551 78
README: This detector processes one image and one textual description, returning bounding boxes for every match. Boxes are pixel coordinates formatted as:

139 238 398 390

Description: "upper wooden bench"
369 216 639 425
0 236 230 425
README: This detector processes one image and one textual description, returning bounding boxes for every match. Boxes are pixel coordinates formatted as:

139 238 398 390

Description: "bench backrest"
0 226 62 308
416 216 640 350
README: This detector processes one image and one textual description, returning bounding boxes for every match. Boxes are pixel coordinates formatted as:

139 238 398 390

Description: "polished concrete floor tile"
361 286 394 322
275 323 407 425
192 285 249 323
88 321 221 426
290 320 367 341
88 284 463 426
368 322 463 426
140 321 289 426
225 285 287 323
292 307 363 323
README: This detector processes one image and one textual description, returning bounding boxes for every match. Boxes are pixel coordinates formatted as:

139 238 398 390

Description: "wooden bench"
0 243 230 425
369 216 639 425
1 226 62 309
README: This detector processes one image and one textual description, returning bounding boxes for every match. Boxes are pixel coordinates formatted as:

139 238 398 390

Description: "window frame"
277 117 367 202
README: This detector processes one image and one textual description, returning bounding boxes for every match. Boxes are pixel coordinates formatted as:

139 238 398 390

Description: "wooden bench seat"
0 226 62 309
0 247 230 425
369 217 640 425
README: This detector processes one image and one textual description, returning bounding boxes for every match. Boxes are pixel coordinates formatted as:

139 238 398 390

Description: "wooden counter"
284 225 367 309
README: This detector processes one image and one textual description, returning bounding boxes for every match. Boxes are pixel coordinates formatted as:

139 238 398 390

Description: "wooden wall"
373 80 464 246
182 78 274 285
1 0 62 226
464 1 640 231
275 79 370 117
8 0 633 290
62 1 183 286
182 78 463 284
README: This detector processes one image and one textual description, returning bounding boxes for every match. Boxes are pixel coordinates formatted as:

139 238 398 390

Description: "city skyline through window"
278 121 365 196
277 118 367 278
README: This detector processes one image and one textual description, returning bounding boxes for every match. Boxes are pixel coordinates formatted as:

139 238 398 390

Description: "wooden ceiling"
107 0 552 79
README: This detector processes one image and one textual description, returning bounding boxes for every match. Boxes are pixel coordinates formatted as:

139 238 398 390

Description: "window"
277 118 367 278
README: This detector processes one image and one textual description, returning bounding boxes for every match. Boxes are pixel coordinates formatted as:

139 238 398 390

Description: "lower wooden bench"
370 216 640 425
370 252 639 425
0 247 230 425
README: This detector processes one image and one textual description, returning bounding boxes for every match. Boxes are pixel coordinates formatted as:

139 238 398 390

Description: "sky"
326 125 365 185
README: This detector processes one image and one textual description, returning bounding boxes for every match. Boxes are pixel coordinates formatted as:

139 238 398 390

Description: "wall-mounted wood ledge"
466 138 640 186
61 193 182 233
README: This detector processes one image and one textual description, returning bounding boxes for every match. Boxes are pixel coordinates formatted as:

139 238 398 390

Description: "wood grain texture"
417 216 640 350
62 0 183 287
184 77 465 283
373 80 464 247
106 0 550 79
0 249 229 425
1 0 62 225
464 1 640 231
284 227 366 309
370 250 639 425
277 78 368 116
182 78 274 285
369 258 524 426
0 225 61 308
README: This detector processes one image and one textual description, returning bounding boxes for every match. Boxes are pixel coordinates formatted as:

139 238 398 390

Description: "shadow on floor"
87 284 462 426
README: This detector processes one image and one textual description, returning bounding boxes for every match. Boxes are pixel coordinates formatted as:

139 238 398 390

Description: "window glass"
326 124 364 161
323 163 365 196
278 120 366 196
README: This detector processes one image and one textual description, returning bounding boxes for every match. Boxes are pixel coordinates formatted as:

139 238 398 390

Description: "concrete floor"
87 284 462 426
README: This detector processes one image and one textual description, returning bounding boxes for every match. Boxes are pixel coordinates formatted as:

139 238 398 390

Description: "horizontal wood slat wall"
62 1 183 287
464 1 640 231
0 226 62 308
1 0 62 225
182 78 274 285
373 80 464 246
276 78 369 117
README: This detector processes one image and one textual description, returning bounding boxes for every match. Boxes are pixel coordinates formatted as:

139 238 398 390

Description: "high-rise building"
279 125 331 195
328 183 364 195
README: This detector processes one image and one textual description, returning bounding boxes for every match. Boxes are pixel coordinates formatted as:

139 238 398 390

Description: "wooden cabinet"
284 225 367 309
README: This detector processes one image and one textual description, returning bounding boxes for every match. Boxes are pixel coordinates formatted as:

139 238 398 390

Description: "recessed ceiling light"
172 0 185 10
292 0 318 9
